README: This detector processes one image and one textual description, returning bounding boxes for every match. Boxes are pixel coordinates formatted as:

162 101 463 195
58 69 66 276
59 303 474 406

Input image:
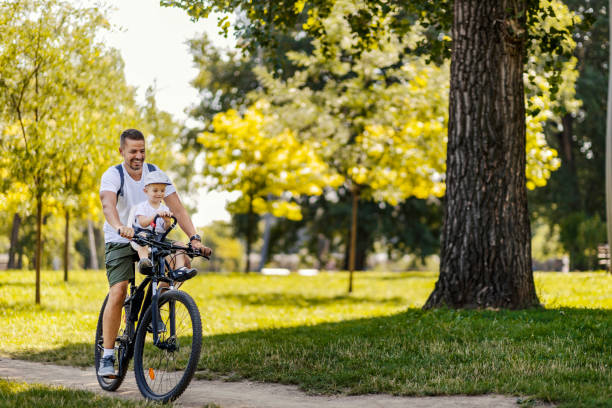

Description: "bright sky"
99 0 238 227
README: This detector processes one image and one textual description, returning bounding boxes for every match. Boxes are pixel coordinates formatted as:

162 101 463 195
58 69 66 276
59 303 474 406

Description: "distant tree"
0 0 117 301
0 0 176 298
198 102 342 272
268 190 443 271
529 1 606 270
256 10 449 291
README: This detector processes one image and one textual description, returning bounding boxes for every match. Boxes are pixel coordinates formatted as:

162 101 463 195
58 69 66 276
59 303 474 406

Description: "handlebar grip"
152 214 178 227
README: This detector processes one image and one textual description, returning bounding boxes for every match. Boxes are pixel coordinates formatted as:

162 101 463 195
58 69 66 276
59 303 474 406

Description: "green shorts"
105 242 139 288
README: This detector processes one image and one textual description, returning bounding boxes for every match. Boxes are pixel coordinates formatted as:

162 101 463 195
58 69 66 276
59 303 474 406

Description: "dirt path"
0 358 527 407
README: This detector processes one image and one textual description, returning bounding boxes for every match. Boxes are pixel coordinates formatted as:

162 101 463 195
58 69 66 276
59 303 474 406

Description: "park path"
0 358 528 408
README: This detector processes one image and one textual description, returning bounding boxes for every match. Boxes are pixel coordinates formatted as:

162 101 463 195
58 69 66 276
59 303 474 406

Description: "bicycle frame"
115 215 185 374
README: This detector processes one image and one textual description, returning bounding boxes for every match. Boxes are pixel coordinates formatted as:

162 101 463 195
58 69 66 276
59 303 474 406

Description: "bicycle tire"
133 289 202 403
94 294 131 391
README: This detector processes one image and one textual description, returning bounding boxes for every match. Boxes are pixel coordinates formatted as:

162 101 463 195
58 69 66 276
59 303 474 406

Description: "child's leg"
166 242 190 270
136 245 149 260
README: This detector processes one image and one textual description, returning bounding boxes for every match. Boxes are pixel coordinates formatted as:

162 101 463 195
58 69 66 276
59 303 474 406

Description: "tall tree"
256 15 449 291
529 1 606 270
425 1 539 308
199 102 342 272
169 0 578 306
0 0 158 299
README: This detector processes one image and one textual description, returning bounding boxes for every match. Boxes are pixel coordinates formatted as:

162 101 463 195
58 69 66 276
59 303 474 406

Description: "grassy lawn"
0 378 148 408
0 269 610 407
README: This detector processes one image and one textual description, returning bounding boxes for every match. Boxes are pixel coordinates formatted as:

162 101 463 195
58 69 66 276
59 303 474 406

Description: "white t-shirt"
132 200 170 234
100 163 176 243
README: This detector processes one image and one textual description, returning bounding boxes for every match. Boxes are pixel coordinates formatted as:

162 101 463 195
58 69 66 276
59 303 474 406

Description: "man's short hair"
120 129 145 147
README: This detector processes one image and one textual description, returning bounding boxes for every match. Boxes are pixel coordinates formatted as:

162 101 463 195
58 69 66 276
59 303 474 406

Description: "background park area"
0 0 611 407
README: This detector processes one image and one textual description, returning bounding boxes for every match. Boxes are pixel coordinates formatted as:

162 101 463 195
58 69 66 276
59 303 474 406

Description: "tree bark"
245 195 253 273
348 187 359 293
258 211 273 272
8 213 21 269
425 0 539 309
606 0 612 274
63 210 69 281
557 113 580 211
87 219 99 270
35 196 42 305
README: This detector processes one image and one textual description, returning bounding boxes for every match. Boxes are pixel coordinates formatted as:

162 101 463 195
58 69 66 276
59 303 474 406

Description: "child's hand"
157 210 173 218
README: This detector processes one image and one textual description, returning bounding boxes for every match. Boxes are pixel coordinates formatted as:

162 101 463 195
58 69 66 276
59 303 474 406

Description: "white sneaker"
97 355 115 377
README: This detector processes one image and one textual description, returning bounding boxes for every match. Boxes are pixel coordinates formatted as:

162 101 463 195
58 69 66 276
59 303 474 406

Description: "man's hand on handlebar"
190 240 212 257
117 225 135 239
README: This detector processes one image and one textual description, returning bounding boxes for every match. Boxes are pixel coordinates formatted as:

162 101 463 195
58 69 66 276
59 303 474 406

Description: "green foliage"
267 190 443 270
531 220 565 262
528 0 606 270
0 1 182 274
199 101 342 220
198 102 342 271
256 17 448 204
186 34 259 133
199 221 245 272
164 0 580 86
256 5 566 197
559 213 607 270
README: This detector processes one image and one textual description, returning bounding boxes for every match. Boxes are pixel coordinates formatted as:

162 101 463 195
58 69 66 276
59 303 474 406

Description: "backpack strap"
116 163 158 197
115 164 124 197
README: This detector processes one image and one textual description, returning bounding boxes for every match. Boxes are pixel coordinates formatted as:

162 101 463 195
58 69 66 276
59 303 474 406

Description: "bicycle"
94 215 208 403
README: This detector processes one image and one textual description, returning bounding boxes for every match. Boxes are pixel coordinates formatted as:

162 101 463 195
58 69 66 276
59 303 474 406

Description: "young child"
130 170 187 274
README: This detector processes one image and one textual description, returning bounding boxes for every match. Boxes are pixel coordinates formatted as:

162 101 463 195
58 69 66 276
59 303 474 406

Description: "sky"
99 0 238 227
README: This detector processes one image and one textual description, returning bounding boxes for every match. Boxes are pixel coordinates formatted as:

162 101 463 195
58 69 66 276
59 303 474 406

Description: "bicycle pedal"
102 374 118 379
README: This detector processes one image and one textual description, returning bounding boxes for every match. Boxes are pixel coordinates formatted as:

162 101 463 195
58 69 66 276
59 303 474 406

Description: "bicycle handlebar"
117 215 209 260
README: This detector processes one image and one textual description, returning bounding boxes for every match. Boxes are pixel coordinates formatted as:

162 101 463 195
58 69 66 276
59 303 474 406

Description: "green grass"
0 378 148 407
0 270 611 407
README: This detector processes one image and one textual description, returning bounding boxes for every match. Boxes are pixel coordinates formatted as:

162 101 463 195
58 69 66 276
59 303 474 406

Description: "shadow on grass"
215 292 406 307
10 308 611 408
0 300 79 314
0 378 145 407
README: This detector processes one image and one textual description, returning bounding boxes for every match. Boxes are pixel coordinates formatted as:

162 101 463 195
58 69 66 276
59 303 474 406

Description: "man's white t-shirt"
132 200 170 234
100 163 176 244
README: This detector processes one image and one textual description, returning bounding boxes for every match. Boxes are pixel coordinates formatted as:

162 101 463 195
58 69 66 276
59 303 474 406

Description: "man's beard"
127 160 143 171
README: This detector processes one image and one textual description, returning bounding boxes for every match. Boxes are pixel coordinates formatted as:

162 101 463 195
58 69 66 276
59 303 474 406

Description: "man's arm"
164 192 211 255
164 192 197 238
100 191 133 239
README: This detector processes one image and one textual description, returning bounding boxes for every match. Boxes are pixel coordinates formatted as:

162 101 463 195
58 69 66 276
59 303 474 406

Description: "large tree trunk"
35 195 42 305
87 219 99 270
425 0 539 309
63 210 69 281
8 213 21 269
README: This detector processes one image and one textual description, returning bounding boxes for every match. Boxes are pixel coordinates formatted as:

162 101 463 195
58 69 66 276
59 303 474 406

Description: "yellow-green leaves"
198 101 342 220
256 13 449 205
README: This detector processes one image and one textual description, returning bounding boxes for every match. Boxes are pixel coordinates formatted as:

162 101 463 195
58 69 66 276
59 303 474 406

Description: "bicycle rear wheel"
133 289 202 403
94 294 131 391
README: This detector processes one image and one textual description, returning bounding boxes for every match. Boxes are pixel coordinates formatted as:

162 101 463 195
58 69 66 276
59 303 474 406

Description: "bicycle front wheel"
133 289 202 403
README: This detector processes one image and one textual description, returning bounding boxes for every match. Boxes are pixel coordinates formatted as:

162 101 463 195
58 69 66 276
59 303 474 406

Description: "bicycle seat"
169 266 197 282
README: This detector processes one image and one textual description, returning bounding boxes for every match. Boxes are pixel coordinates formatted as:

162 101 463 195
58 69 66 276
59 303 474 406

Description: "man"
97 128 211 377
